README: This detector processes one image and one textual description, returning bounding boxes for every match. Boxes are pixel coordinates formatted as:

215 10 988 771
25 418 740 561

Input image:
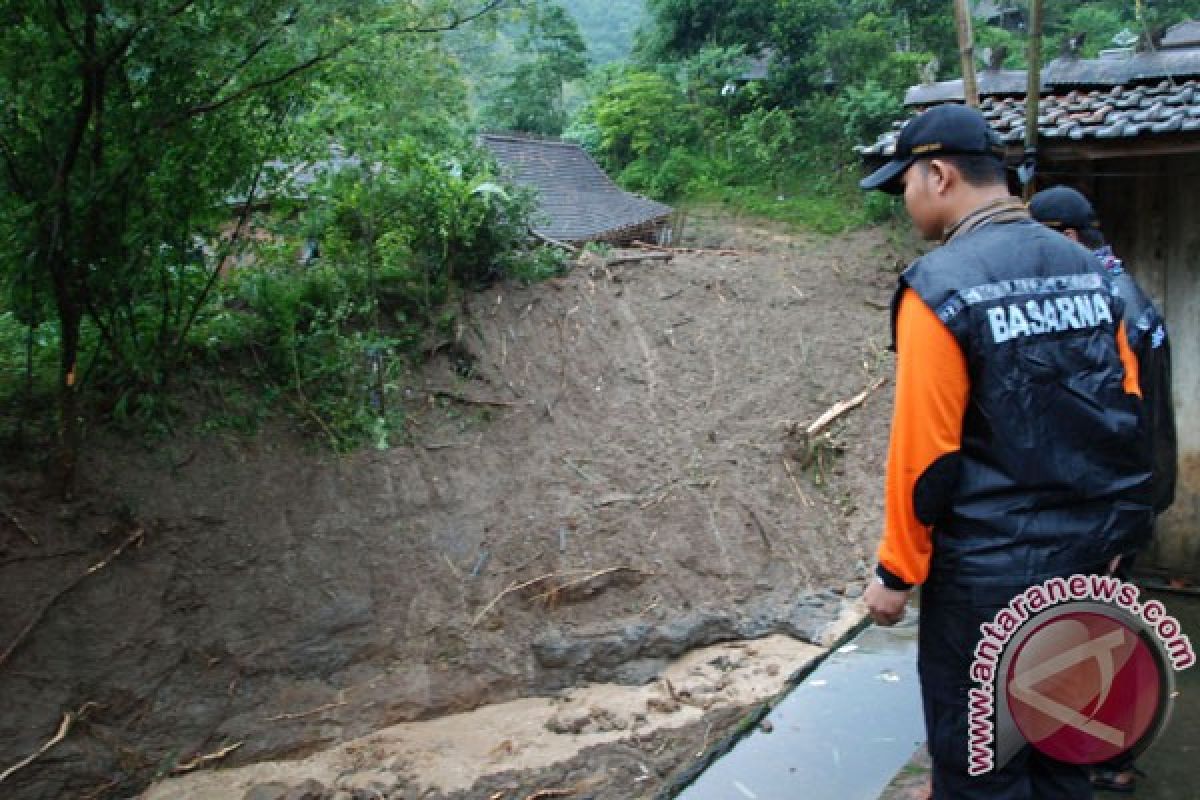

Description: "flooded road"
678 616 923 800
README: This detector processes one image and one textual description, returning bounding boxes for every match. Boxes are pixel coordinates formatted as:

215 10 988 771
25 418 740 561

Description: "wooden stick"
631 241 744 256
953 0 980 107
530 566 651 603
472 572 565 626
0 527 145 669
525 789 576 800
171 741 244 774
0 706 89 785
264 701 346 722
606 252 673 267
531 230 580 254
804 377 887 437
1 510 38 546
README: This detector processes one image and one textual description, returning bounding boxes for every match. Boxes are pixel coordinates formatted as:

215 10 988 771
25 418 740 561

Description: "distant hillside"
560 0 646 63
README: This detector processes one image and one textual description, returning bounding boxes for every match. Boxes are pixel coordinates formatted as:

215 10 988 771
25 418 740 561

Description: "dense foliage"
4 0 1200 479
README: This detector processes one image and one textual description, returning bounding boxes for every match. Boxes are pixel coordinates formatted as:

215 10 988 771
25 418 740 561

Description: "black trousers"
918 580 1094 799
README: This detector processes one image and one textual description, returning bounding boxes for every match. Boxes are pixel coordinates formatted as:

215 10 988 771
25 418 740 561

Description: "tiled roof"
905 70 1029 105
1163 20 1200 49
480 134 673 243
858 78 1200 158
1042 48 1200 86
906 49 1200 106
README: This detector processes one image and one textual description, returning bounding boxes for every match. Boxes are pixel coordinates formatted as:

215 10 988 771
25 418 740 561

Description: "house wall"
1078 155 1200 577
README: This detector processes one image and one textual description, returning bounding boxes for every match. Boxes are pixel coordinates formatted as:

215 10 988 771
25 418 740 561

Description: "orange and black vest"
894 220 1154 586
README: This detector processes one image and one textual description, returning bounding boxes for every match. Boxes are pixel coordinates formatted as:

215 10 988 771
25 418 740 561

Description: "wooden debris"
0 510 38 546
0 527 145 669
530 566 651 606
803 377 887 439
264 701 346 722
0 709 77 785
604 251 672 267
531 230 580 254
781 456 813 509
472 566 652 626
632 240 744 256
784 378 887 471
525 789 576 800
171 741 244 774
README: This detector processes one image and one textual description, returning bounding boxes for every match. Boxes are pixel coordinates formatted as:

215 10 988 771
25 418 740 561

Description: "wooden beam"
1023 0 1045 200
953 0 980 107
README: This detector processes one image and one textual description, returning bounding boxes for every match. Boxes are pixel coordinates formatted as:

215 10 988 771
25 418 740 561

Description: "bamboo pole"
1023 0 1045 200
953 0 980 107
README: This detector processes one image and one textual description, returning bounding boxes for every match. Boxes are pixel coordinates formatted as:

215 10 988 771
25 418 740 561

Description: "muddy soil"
0 210 917 799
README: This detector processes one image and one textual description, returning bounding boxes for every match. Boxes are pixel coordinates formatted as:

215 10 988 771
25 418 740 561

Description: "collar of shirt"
942 197 1030 243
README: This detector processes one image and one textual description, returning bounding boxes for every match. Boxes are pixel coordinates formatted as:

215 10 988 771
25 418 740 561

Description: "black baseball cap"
1028 186 1101 231
860 103 1006 195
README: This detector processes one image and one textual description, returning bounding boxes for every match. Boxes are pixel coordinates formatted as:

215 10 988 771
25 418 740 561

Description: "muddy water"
677 616 922 800
140 635 830 798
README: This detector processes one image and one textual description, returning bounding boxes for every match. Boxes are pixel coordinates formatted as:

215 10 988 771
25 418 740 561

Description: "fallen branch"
530 566 652 605
1 510 38 545
472 567 650 625
803 377 888 438
472 572 564 627
606 252 673 267
631 241 744 256
171 741 244 774
525 789 576 800
0 705 94 785
0 527 145 669
264 701 346 722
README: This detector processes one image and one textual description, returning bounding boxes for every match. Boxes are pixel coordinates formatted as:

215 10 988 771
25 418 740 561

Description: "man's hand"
865 581 910 627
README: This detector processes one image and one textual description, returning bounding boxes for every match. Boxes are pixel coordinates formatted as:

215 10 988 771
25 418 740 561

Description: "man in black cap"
861 104 1153 799
1030 186 1177 795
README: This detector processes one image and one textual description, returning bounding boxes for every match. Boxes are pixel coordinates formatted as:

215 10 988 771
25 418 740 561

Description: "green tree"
0 0 509 490
484 3 589 134
590 71 696 170
635 0 771 61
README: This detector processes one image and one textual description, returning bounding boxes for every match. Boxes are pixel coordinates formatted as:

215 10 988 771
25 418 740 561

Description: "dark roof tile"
479 134 672 243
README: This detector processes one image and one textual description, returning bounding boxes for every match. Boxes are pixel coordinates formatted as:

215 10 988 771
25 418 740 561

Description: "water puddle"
676 616 922 800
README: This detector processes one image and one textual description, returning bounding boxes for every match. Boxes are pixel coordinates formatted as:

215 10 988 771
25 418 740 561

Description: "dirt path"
0 210 916 799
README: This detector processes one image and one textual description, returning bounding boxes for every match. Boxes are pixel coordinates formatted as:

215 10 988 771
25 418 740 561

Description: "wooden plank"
1021 137 1200 162
1134 157 1169 309
1153 154 1200 575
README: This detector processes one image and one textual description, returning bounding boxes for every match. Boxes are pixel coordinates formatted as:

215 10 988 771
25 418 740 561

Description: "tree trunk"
53 272 83 499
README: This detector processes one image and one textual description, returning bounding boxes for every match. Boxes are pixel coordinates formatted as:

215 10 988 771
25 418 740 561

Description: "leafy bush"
182 138 545 449
838 80 904 146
